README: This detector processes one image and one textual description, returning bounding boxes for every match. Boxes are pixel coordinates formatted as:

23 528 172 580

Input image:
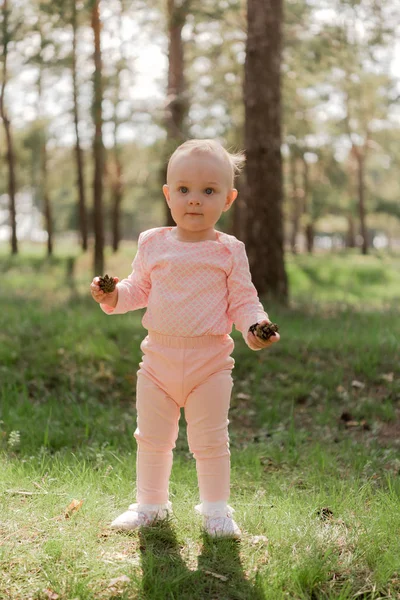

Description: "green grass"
0 243 400 599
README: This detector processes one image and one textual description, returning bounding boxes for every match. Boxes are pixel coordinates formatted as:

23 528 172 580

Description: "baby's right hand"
90 276 119 308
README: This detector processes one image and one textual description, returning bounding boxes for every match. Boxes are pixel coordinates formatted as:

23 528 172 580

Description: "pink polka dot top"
101 227 269 346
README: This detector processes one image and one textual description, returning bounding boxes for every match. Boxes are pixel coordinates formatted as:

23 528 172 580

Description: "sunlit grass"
0 244 399 598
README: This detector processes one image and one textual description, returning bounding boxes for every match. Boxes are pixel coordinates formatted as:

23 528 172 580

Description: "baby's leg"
134 373 180 505
184 369 233 505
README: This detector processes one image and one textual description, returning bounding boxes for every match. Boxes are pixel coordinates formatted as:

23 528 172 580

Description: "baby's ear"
163 184 170 204
223 188 238 211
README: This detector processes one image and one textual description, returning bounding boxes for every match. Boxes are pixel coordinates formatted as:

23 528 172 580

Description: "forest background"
1 0 400 278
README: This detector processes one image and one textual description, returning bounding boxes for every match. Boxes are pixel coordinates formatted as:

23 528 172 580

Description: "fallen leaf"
351 380 365 389
64 499 84 519
236 392 251 400
381 373 394 383
250 535 269 545
107 575 131 588
203 570 228 582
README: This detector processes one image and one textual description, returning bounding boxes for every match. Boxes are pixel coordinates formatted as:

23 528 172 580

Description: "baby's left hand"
247 320 280 351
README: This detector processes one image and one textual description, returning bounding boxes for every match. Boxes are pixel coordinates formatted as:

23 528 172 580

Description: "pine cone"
98 274 116 294
249 322 279 341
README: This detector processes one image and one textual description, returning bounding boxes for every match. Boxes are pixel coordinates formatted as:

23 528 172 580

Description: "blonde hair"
167 139 246 187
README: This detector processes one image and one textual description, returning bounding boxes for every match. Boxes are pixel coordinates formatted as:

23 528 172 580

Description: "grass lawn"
0 243 399 599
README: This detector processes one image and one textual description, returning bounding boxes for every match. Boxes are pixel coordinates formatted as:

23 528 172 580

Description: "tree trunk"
356 149 368 255
111 148 123 252
0 0 18 254
305 223 314 253
289 151 300 254
72 0 88 252
301 155 313 253
346 213 356 248
244 0 288 302
41 138 53 255
163 0 189 226
92 0 105 275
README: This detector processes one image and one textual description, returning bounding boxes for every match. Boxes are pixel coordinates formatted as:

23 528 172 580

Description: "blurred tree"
312 0 400 254
0 0 18 254
102 0 132 252
91 0 105 275
244 0 288 302
25 0 64 255
163 0 191 226
71 0 89 251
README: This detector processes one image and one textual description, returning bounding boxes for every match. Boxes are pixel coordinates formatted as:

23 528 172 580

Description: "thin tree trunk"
36 57 53 255
305 223 314 253
41 138 53 255
244 0 288 302
355 149 368 255
289 151 300 254
163 0 189 226
72 0 88 251
346 213 356 248
92 0 105 275
111 147 123 252
0 0 17 254
301 155 313 253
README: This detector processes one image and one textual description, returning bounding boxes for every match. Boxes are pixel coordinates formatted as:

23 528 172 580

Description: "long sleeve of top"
100 231 151 315
100 227 269 349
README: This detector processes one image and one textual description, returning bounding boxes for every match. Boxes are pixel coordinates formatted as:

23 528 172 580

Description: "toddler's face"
163 151 237 239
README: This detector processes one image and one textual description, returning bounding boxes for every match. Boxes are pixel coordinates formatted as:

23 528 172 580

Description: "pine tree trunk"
301 156 314 254
72 0 88 252
244 0 288 302
289 151 300 254
41 139 53 255
305 223 314 253
92 0 105 275
346 213 356 248
111 151 123 252
356 150 368 255
0 0 17 255
163 0 189 226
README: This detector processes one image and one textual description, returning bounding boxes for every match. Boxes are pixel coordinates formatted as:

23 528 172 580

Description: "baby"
90 139 280 537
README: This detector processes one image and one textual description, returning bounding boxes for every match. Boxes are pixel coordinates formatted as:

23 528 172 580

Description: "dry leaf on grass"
381 372 394 383
202 570 228 582
351 380 365 389
107 575 131 589
64 499 84 519
250 535 269 545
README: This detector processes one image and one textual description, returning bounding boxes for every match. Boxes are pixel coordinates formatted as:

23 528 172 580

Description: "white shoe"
204 514 242 538
110 502 172 531
195 502 242 538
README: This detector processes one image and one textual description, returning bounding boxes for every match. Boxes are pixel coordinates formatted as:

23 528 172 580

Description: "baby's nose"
188 196 201 205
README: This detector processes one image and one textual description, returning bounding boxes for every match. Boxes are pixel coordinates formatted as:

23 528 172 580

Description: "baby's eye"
204 188 214 195
179 186 189 194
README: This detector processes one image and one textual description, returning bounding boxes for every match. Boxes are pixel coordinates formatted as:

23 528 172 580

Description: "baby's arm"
90 233 151 315
227 241 279 351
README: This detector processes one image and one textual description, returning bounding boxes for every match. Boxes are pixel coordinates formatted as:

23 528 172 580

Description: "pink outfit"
101 227 269 514
101 227 268 344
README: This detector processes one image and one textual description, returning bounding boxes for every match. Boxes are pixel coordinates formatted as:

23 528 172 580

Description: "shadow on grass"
136 519 265 600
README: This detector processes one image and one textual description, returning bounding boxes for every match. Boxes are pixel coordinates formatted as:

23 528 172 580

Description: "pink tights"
133 331 235 509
